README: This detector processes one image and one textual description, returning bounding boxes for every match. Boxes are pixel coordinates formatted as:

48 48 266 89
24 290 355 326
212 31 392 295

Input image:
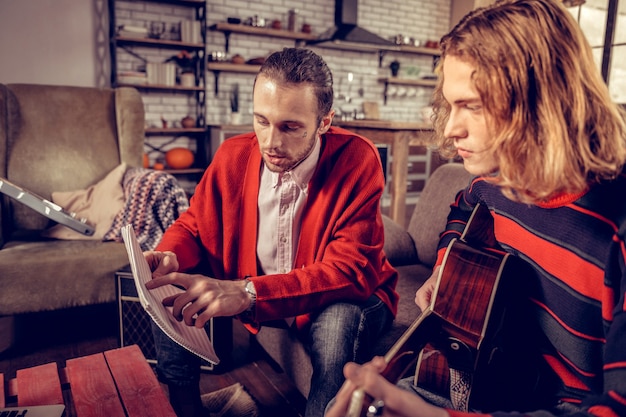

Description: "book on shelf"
121 224 219 365
117 24 148 39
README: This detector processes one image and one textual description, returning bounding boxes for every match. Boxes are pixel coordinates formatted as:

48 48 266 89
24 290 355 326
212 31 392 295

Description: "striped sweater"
439 173 626 417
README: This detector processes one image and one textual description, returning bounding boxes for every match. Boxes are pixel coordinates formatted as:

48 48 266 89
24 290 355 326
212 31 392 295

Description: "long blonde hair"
432 0 626 203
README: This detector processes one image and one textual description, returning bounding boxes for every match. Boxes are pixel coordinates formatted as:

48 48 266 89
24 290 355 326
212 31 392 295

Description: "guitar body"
415 204 550 412
346 204 553 417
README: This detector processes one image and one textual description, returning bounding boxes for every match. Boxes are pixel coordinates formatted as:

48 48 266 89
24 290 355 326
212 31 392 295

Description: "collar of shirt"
266 135 321 191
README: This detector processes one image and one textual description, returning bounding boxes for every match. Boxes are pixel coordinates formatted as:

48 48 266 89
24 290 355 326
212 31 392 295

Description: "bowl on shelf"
181 116 195 128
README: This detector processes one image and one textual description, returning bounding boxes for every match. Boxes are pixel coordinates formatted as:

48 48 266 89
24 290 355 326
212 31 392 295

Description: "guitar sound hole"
445 337 475 371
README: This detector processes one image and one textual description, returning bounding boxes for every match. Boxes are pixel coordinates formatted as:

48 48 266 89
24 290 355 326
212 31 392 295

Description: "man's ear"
318 110 335 135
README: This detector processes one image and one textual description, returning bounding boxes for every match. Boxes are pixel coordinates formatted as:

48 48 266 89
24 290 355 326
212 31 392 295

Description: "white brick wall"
113 0 450 157
203 0 450 124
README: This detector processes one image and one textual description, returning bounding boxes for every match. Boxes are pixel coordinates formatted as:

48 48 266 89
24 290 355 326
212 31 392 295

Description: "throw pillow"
41 163 127 240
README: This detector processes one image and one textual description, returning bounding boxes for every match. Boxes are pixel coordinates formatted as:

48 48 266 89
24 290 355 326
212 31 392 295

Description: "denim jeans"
152 294 393 417
305 295 393 417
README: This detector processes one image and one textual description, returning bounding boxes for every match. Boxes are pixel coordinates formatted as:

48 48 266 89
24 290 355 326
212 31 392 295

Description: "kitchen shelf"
207 22 318 95
146 127 206 135
147 0 205 5
206 62 261 73
206 62 261 95
117 83 205 92
378 77 438 104
379 77 437 86
115 36 205 50
396 45 440 56
309 39 440 66
209 22 317 52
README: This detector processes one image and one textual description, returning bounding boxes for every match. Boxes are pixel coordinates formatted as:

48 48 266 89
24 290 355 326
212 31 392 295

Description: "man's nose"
262 126 282 149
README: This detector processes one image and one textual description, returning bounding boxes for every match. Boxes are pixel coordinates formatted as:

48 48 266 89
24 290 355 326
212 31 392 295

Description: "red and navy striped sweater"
438 173 626 417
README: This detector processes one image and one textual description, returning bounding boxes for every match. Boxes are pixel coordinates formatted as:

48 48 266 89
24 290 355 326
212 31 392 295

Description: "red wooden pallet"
1 344 175 417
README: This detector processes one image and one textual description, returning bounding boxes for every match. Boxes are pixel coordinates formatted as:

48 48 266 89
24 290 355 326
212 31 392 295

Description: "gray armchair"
0 84 144 333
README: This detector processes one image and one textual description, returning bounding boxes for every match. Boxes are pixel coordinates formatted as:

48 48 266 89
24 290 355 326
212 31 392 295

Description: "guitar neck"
344 309 439 417
381 309 438 383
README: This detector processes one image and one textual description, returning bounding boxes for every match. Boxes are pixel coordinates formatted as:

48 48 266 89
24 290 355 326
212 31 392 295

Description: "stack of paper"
121 224 219 365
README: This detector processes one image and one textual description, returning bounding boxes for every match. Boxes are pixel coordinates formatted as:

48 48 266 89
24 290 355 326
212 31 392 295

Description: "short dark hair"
256 48 334 121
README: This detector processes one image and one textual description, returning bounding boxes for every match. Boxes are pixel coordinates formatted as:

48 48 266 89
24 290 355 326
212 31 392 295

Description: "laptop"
0 404 65 417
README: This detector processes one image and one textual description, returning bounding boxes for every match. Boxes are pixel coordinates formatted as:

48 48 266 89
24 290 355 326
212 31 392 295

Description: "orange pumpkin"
165 147 194 169
142 153 150 168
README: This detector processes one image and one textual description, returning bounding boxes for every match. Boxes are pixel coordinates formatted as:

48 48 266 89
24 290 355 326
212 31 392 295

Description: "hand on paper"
144 250 179 277
144 269 250 328
325 356 448 417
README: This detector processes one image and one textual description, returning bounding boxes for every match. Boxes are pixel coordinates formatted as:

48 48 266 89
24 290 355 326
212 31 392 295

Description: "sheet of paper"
121 224 219 365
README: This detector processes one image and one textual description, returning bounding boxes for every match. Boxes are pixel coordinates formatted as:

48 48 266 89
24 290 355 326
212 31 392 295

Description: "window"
568 0 626 103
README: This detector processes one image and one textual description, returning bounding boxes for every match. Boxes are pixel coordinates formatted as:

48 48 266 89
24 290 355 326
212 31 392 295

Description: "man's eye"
255 119 269 126
282 125 299 132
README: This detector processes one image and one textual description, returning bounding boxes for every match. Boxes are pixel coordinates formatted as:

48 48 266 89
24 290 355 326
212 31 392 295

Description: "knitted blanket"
104 168 189 251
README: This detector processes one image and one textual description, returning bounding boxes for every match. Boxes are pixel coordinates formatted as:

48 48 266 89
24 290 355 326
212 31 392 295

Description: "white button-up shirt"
256 136 321 275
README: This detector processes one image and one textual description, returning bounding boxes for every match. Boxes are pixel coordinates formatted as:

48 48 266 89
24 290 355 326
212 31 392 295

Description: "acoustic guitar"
0 177 95 236
346 204 551 417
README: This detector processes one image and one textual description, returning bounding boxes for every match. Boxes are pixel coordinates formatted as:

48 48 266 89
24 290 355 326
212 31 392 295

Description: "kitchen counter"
336 119 435 226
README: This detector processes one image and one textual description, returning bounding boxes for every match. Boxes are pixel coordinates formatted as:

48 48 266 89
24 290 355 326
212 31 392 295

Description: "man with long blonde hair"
327 1 626 416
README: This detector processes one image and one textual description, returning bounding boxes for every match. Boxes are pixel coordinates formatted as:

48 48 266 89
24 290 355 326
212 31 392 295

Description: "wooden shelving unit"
109 0 209 176
209 23 317 52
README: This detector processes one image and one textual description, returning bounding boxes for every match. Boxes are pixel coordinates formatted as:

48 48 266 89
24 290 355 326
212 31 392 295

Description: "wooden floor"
0 304 306 417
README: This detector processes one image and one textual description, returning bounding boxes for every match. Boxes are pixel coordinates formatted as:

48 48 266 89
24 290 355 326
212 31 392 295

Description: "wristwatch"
244 279 256 313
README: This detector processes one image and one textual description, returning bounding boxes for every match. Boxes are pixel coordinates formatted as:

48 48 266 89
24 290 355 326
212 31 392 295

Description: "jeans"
305 295 393 417
151 320 204 388
152 294 393 417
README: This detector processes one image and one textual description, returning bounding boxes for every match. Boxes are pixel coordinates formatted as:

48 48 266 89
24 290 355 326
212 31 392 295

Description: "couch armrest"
383 214 418 266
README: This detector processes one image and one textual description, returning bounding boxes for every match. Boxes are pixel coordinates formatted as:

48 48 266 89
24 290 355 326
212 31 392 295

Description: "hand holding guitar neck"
0 177 95 236
345 296 439 417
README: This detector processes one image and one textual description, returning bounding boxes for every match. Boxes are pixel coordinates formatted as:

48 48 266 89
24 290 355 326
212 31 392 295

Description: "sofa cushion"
407 163 472 267
0 238 129 315
42 163 127 240
382 215 417 266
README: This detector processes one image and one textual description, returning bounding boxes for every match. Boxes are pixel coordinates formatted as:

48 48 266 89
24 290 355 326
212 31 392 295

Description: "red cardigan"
156 126 399 333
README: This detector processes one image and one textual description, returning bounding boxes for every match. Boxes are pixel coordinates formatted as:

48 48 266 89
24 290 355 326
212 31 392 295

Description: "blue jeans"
152 295 393 417
305 295 393 417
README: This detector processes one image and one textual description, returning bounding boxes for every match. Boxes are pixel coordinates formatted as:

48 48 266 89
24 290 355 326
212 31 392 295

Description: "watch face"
244 280 256 314
245 280 256 295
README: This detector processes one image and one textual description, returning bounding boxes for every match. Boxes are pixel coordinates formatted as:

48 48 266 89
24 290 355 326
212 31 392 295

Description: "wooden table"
337 120 435 226
1 345 175 417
